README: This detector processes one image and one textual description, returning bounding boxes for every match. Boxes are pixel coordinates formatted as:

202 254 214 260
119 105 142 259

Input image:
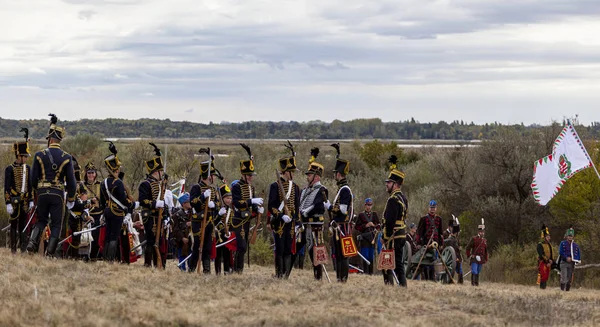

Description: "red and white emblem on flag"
377 249 396 270
313 245 328 266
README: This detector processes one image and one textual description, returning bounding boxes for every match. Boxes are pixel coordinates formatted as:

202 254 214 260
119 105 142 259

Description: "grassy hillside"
1 248 599 327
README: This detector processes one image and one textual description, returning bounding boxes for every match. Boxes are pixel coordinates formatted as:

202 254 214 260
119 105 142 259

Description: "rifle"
155 177 167 269
250 190 264 245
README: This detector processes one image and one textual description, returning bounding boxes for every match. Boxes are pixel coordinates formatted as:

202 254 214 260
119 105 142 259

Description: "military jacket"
231 179 257 220
382 189 407 242
30 143 77 202
330 178 352 223
268 178 300 223
102 176 136 217
4 162 32 206
189 181 219 223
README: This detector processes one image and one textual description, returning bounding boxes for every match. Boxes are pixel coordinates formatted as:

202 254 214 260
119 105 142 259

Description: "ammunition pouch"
141 209 156 223
10 196 22 205
239 210 250 219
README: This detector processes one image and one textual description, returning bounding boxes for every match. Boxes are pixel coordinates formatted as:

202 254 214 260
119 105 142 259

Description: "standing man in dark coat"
465 219 488 286
381 155 408 287
230 144 264 273
138 143 167 268
189 156 221 274
100 142 138 262
268 142 300 279
327 143 353 283
4 128 33 253
28 114 77 256
355 198 380 275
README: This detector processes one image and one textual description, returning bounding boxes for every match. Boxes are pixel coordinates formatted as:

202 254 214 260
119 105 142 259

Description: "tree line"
3 117 600 140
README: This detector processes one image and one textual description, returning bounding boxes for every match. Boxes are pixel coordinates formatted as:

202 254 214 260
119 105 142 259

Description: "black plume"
105 141 118 155
20 127 29 141
330 143 340 158
48 113 58 125
214 168 224 181
149 143 161 156
388 154 398 165
118 171 125 180
240 143 253 160
284 140 296 157
310 147 320 159
198 148 210 155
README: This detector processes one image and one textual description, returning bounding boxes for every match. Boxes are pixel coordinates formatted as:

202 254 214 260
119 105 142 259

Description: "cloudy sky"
2 0 600 125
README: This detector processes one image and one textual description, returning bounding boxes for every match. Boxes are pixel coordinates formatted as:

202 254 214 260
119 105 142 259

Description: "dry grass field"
1 248 599 327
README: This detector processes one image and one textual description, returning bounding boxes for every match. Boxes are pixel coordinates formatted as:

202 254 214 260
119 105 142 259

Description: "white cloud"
1 0 600 125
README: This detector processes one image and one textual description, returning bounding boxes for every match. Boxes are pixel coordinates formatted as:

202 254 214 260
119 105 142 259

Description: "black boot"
471 274 475 286
314 265 322 280
474 274 480 286
298 254 305 270
284 255 293 279
566 283 571 291
27 225 42 253
106 241 118 262
46 237 59 257
560 283 565 291
202 259 211 274
540 281 547 289
458 273 464 284
10 227 18 254
275 256 284 278
144 247 153 267
339 258 349 282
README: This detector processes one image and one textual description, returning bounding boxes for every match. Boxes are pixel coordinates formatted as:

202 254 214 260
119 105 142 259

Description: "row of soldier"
5 114 502 288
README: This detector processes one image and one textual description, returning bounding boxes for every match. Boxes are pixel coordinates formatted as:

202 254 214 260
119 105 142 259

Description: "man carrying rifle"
4 127 33 254
382 155 408 287
101 142 138 262
268 142 300 279
231 144 264 274
298 147 329 281
28 115 77 256
189 156 220 274
138 143 166 268
327 143 353 283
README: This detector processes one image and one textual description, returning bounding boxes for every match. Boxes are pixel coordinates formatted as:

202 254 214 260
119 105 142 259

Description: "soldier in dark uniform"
215 184 233 275
298 147 329 281
80 162 104 260
327 143 353 283
27 114 77 256
416 199 444 280
442 219 453 241
189 156 221 274
268 142 300 279
382 155 408 287
100 142 138 262
355 197 380 275
65 156 91 259
231 144 264 273
4 128 33 253
138 143 167 268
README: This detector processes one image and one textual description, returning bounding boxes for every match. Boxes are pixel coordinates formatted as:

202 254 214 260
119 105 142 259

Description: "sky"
2 0 600 125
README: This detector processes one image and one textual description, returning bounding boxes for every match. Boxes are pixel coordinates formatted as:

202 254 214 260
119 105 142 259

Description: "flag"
532 123 594 205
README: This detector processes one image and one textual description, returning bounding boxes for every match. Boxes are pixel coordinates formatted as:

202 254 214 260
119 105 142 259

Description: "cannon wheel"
440 246 457 283
403 244 412 279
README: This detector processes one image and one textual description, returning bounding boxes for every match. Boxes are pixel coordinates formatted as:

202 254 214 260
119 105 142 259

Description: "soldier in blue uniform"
327 143 353 283
267 142 300 279
231 144 264 273
138 143 167 268
100 142 138 262
27 114 77 256
4 128 33 253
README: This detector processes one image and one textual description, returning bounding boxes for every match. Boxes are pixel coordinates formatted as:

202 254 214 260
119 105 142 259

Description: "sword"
216 237 236 248
2 224 10 232
178 252 193 267
322 264 332 283
22 206 37 233
73 224 105 236
349 264 364 273
131 240 147 253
